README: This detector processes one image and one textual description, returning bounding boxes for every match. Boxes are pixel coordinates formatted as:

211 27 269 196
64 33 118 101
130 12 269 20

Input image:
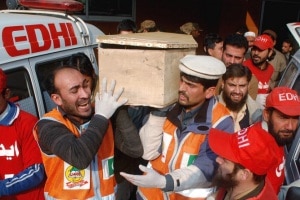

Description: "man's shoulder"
275 48 286 58
17 109 38 124
213 100 231 117
243 59 255 68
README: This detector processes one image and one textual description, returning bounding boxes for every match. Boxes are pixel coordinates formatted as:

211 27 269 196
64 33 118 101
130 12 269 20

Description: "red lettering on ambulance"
49 23 77 48
2 23 78 57
3 26 30 56
66 23 77 45
26 24 51 53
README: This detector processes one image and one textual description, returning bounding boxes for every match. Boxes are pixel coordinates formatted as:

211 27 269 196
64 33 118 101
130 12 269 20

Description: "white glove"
256 94 268 110
95 78 128 119
120 165 166 188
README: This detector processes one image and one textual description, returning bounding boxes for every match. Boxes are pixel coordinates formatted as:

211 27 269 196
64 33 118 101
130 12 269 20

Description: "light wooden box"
97 32 198 108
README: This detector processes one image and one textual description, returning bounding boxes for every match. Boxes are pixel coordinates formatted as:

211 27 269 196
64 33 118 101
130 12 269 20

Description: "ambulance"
0 0 104 118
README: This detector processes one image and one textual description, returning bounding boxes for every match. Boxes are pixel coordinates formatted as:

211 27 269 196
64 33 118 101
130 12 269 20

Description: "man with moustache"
243 34 274 109
215 33 258 100
33 65 128 199
222 34 249 67
262 87 300 194
212 87 300 196
207 122 278 199
120 55 234 200
218 64 261 131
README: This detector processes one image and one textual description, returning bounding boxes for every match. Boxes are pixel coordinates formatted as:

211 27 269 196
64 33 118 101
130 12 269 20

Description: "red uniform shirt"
243 59 274 94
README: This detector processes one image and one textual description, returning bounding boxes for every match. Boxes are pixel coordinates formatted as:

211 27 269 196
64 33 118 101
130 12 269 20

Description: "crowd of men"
0 18 299 200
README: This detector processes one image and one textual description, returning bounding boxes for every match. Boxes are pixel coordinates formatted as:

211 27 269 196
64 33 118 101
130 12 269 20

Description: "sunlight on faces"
245 36 255 48
222 77 249 111
52 68 92 121
178 76 211 112
222 45 246 67
282 42 292 54
250 46 272 66
264 109 299 146
209 42 223 61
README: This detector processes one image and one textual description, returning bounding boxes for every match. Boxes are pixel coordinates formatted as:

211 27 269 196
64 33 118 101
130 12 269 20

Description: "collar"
56 106 92 127
167 97 215 131
261 120 269 132
0 102 20 126
181 105 201 120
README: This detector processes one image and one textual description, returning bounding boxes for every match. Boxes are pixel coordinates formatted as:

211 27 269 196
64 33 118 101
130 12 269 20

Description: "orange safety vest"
138 103 230 200
33 109 116 200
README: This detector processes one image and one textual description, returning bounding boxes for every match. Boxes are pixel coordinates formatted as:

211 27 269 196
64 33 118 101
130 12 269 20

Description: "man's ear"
221 80 224 89
205 87 216 99
204 46 207 54
239 169 252 181
4 88 11 100
268 49 274 59
51 94 62 106
262 109 270 122
208 48 213 56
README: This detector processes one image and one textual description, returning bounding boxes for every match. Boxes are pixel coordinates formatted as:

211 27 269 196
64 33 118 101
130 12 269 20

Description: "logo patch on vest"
102 156 114 180
64 163 90 190
181 153 197 167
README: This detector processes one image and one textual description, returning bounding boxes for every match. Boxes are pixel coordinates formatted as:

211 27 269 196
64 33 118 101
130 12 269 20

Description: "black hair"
223 33 249 54
44 65 76 95
117 19 137 33
66 53 97 92
235 25 249 35
283 38 293 46
203 33 223 55
222 63 252 82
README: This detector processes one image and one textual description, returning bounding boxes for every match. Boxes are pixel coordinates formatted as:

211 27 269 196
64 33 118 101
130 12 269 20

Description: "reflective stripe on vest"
176 187 215 198
138 101 230 200
34 109 116 199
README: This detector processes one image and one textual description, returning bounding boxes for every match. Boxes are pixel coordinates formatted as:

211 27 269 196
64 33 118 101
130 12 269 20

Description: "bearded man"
218 63 262 131
215 87 300 195
243 34 274 109
207 122 279 200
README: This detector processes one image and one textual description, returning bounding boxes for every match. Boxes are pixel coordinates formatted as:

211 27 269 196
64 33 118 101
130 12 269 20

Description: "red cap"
253 34 273 50
208 125 278 175
266 87 300 116
0 69 7 92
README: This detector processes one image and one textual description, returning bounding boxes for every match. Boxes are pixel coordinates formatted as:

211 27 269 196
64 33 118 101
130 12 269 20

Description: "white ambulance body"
0 8 104 118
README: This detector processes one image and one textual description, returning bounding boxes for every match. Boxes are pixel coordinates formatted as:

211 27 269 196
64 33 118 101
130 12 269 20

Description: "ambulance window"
292 75 300 95
279 62 297 87
6 69 38 117
75 0 135 21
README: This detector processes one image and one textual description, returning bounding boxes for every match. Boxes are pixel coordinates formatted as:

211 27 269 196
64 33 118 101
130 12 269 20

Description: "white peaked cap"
179 55 226 80
244 31 256 37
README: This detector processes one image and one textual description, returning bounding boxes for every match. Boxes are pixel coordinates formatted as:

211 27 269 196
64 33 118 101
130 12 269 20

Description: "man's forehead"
225 76 248 84
54 68 84 87
225 45 246 53
181 75 201 85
